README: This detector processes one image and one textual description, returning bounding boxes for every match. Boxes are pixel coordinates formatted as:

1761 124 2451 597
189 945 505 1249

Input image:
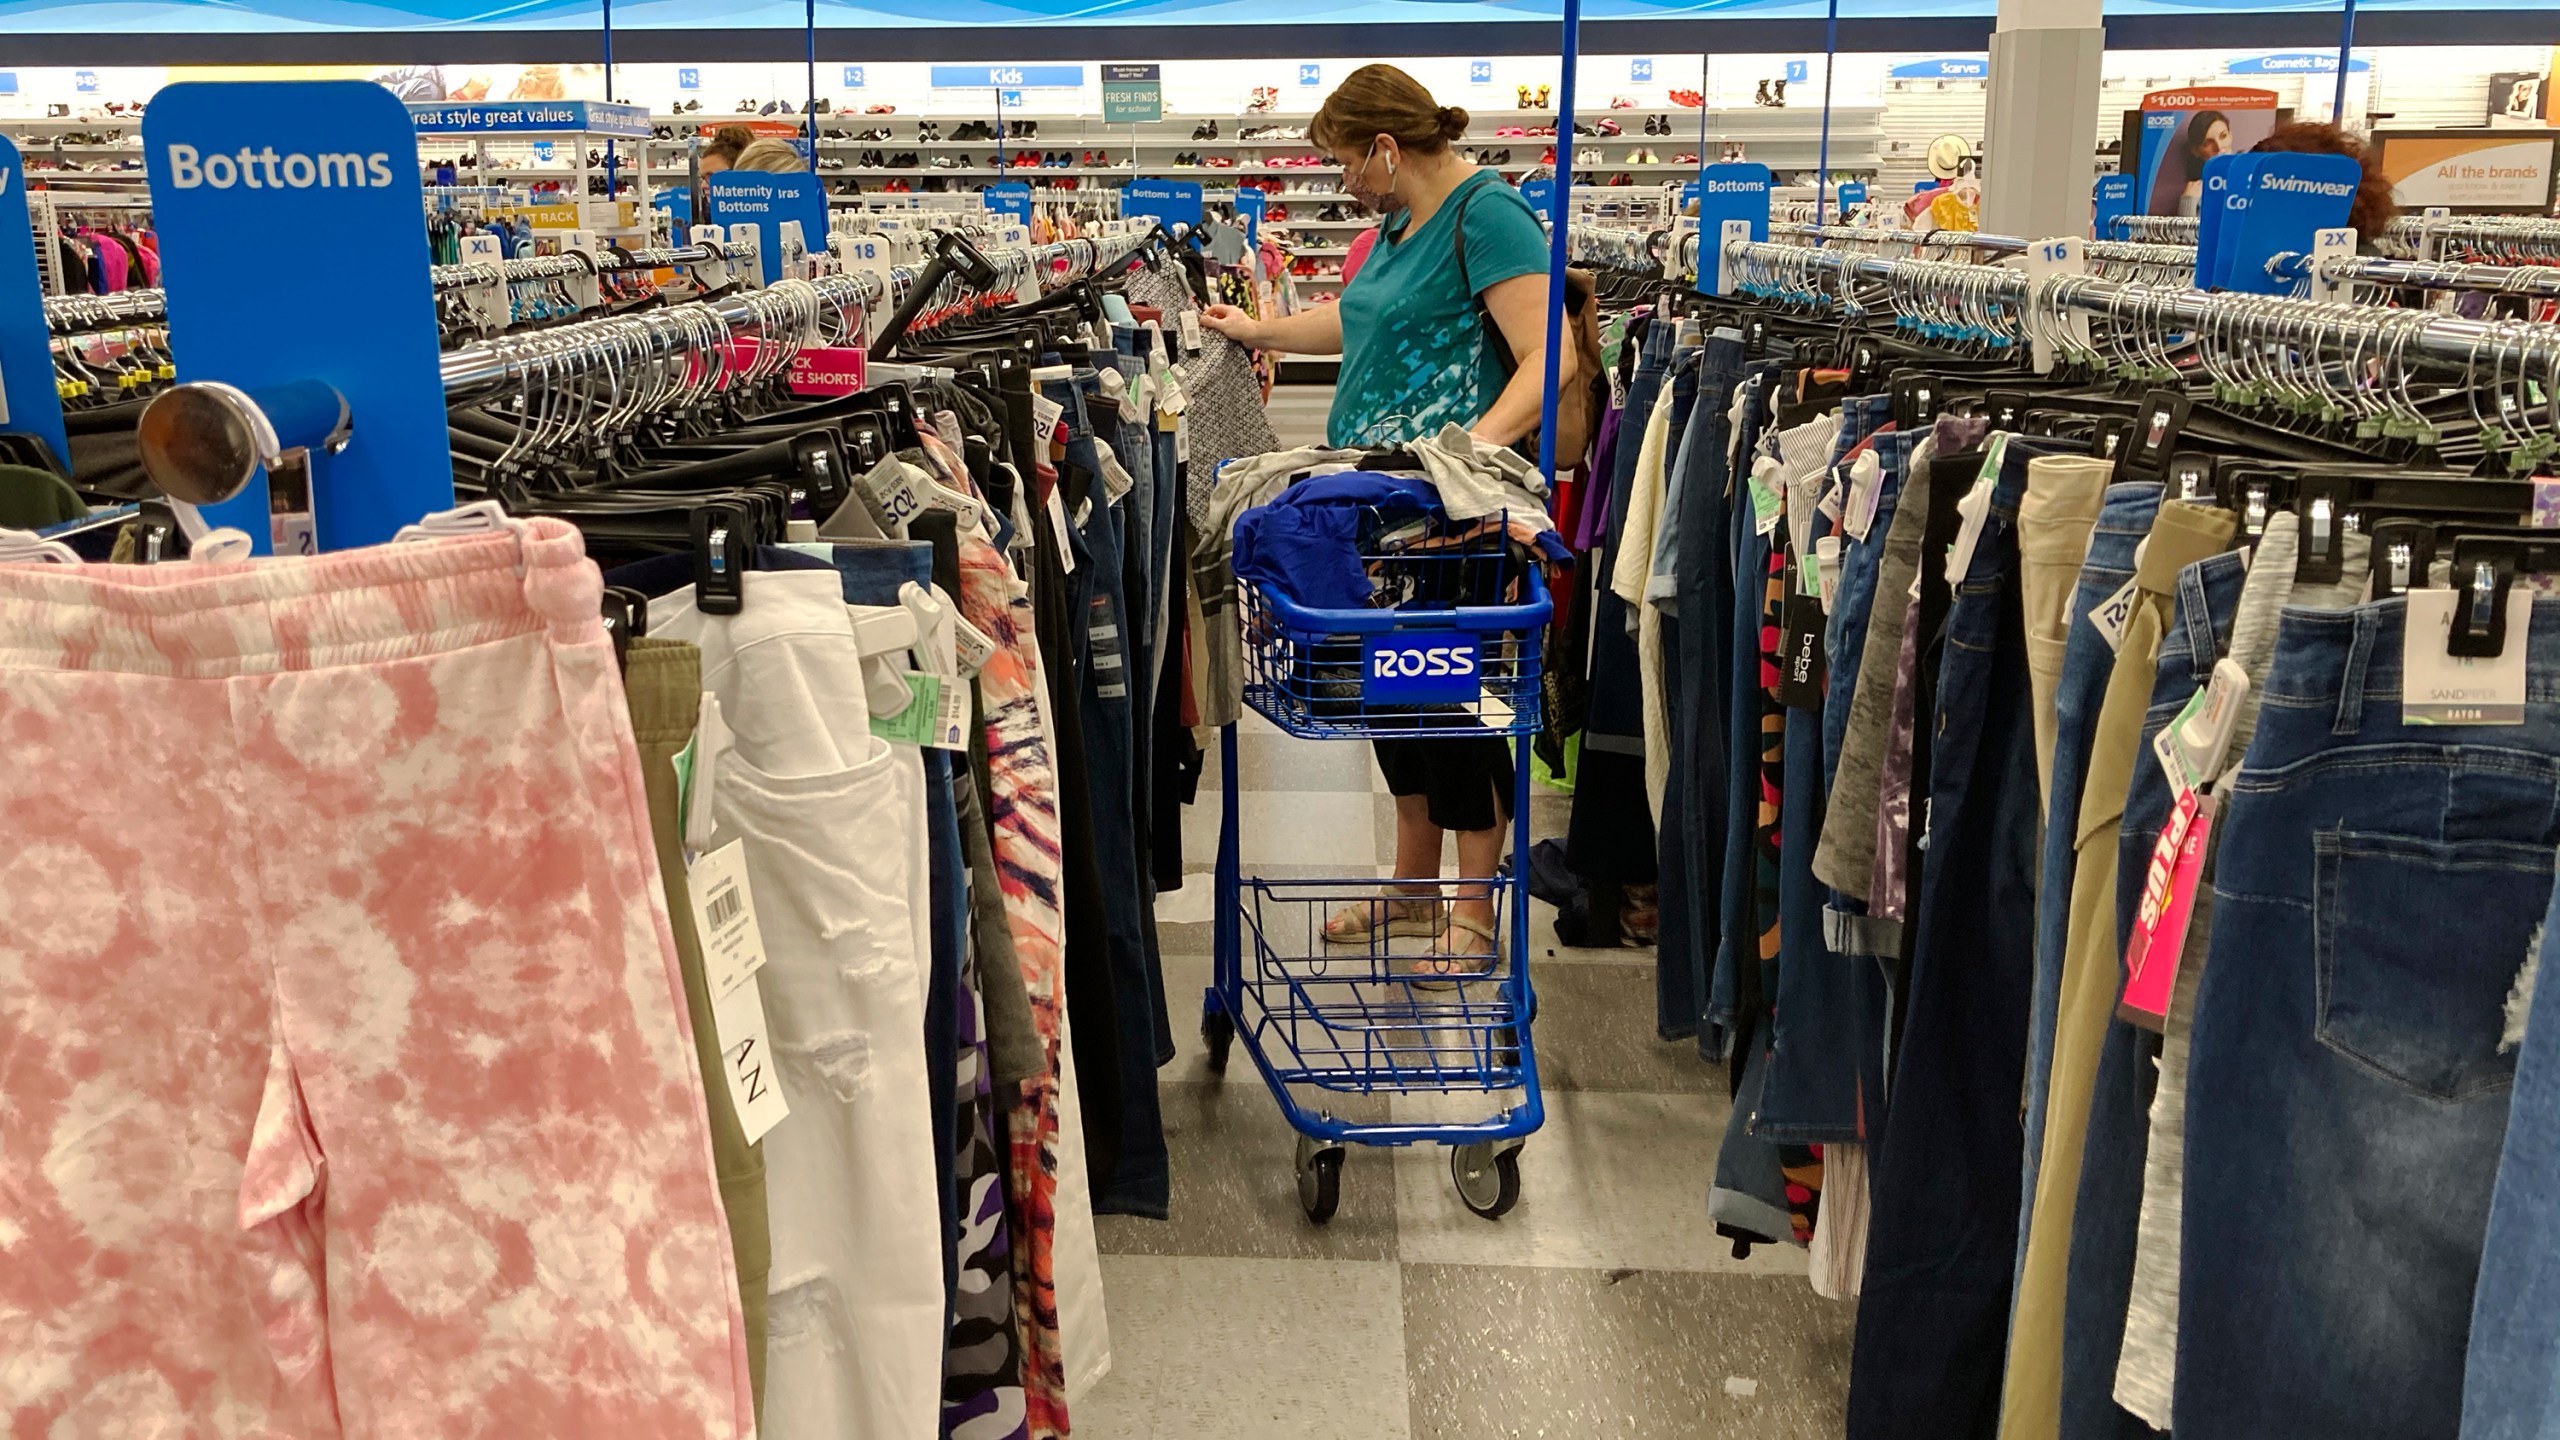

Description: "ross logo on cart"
1363 633 1482 705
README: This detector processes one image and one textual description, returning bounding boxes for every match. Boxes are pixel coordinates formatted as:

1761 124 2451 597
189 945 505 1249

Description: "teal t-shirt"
1327 170 1550 448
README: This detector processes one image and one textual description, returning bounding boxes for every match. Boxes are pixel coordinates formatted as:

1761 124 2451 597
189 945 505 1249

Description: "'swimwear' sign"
2191 152 2359 294
706 169 828 284
148 81 452 552
1362 633 1482 705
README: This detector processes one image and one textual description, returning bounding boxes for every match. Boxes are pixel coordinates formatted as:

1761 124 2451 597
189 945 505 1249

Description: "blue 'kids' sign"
2093 174 2136 238
146 81 452 552
1362 632 1482 705
707 169 828 284
0 137 68 473
1124 177 1205 230
929 65 1083 90
408 99 650 138
1694 161 1772 292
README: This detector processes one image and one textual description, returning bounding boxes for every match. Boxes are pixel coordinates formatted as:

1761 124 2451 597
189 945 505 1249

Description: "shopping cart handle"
1253 564 1552 635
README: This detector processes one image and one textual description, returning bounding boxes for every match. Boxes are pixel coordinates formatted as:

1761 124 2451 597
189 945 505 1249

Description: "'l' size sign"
1362 633 1483 705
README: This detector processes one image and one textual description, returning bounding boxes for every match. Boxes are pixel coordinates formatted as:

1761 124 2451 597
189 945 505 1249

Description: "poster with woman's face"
2135 88 2279 216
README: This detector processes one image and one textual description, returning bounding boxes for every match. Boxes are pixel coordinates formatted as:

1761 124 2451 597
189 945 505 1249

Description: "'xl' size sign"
1362 633 1483 706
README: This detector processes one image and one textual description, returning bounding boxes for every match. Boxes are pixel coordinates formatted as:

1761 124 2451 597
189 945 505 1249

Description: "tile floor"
1075 390 1859 1437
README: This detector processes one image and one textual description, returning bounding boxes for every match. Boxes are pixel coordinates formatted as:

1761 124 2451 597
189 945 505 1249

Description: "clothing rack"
1721 236 2560 384
2112 210 2560 257
438 229 1157 401
37 242 763 331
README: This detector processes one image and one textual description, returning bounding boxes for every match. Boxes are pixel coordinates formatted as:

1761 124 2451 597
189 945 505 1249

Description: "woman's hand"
1200 304 1265 348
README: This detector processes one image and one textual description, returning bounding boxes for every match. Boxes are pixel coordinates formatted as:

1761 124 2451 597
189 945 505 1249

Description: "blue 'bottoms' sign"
1363 633 1483 705
147 80 452 552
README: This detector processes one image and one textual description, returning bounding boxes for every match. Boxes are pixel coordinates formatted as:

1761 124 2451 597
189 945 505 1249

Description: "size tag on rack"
2120 785 2213 1032
710 973 789 1144
2404 587 2531 725
687 840 770 1001
2022 237 2089 373
2089 576 2139 652
861 455 927 536
1030 392 1066 450
1179 309 1204 352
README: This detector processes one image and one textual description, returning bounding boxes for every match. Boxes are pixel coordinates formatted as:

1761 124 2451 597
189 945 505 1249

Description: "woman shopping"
1201 62 1568 980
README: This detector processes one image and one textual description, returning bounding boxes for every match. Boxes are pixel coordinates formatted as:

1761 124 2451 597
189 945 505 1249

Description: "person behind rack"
701 124 756 175
731 137 811 173
1200 62 1568 981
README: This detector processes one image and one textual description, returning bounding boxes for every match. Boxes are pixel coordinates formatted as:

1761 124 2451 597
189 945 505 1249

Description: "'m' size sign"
1362 633 1483 705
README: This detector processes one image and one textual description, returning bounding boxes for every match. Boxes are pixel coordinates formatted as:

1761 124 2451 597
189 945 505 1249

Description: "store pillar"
1982 0 2104 242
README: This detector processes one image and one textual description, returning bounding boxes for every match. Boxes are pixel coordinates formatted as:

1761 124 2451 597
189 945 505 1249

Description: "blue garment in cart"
1230 471 1443 610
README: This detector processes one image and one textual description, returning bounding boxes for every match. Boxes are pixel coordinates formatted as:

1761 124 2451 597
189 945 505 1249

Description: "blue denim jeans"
1656 336 1747 1043
1847 434 2087 1440
2464 857 2560 1440
2058 546 2243 1440
1046 374 1170 1218
2017 485 2162 1257
2174 597 2560 1439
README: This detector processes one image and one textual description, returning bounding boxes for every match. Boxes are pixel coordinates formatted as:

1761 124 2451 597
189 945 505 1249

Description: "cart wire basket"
1237 508 1552 740
1205 506 1554 1224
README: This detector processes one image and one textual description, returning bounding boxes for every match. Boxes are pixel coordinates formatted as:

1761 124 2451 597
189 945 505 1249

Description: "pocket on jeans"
2312 828 2552 1102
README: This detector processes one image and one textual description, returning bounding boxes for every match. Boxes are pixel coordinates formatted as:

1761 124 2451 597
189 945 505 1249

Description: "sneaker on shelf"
1609 94 1636 109
866 103 897 114
1595 117 1622 136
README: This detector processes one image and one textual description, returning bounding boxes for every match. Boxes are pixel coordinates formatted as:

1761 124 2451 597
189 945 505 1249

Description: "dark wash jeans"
1046 374 1170 1218
1847 434 2088 1440
2175 598 2560 1440
2054 544 2238 1440
1656 341 1741 1041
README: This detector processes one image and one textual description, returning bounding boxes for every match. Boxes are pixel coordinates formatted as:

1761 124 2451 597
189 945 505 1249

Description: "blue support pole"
1535 0 1582 487
806 0 820 175
1696 53 1710 196
996 87 1008 177
1815 0 1838 225
601 0 616 199
2333 0 2359 119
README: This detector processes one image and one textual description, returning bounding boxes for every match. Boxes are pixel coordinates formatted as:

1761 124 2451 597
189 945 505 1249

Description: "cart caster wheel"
1201 1010 1235 1076
1451 1141 1522 1220
1295 1135 1346 1225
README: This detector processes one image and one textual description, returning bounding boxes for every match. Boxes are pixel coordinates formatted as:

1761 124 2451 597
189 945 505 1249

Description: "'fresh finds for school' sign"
1103 64 1163 125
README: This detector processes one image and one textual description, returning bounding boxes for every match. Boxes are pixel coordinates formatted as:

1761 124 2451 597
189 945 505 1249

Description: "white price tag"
710 973 789 1144
686 839 770 1000
1044 482 1079 572
953 614 999 678
1030 391 1066 445
2404 586 2530 726
861 455 928 535
1098 448 1136 502
1179 309 1204 351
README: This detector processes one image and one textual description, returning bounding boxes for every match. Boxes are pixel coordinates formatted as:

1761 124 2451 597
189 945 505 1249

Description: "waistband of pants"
2157 549 2251 675
625 637 705 747
2261 593 2560 713
0 517 600 679
1701 332 1747 384
1987 434 2089 524
2138 499 2241 598
1825 906 1905 958
2092 480 2166 540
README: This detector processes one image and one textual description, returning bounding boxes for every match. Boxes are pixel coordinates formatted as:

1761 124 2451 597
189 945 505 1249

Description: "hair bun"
1438 105 1470 140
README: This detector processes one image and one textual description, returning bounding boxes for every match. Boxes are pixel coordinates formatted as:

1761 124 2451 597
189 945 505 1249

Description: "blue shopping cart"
1200 511 1552 1223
